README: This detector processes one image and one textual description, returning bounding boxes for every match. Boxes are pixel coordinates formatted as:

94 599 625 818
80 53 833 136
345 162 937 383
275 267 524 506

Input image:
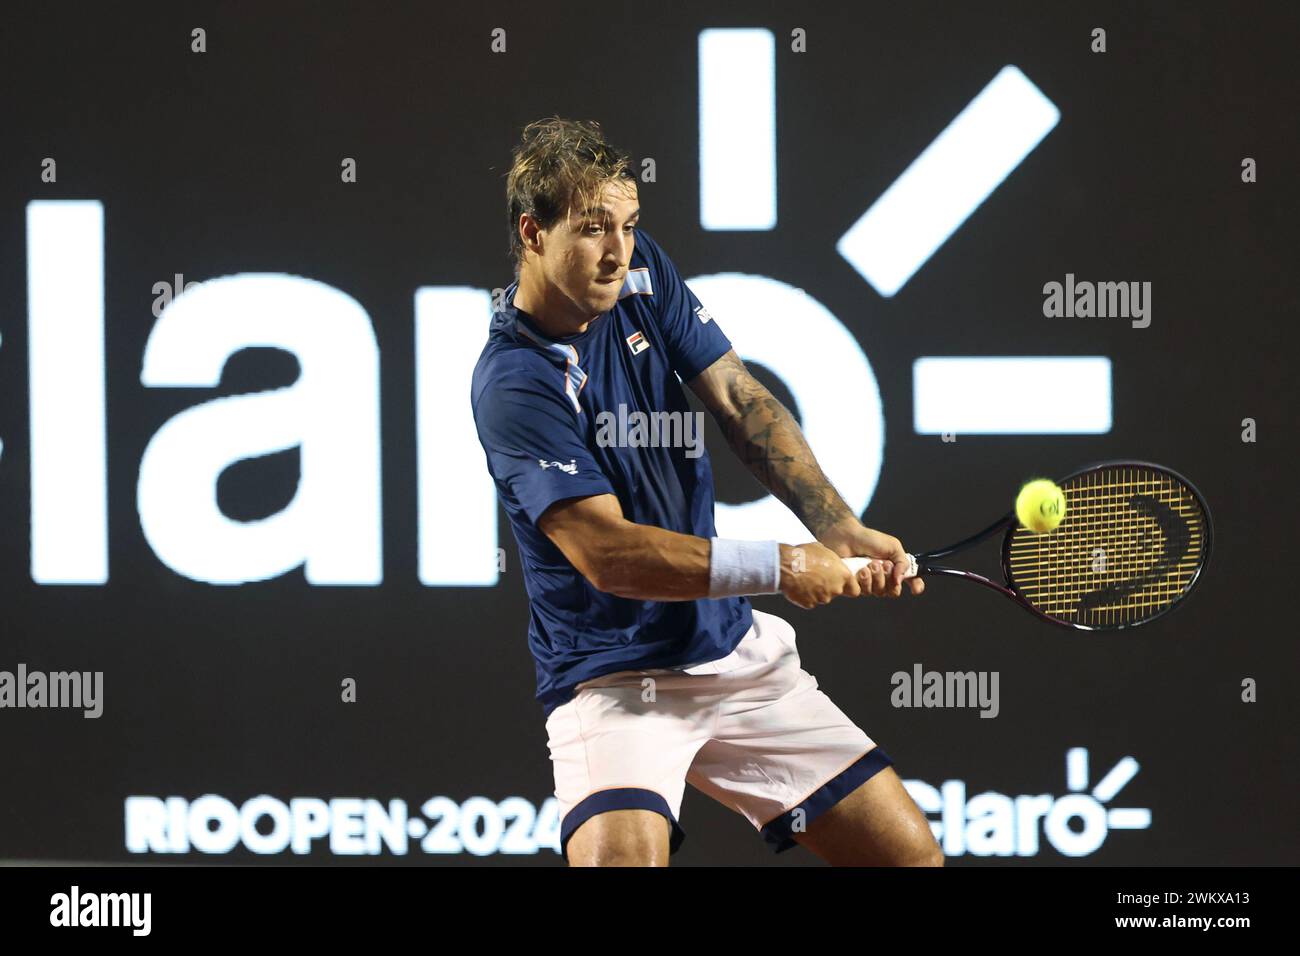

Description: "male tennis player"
472 117 940 866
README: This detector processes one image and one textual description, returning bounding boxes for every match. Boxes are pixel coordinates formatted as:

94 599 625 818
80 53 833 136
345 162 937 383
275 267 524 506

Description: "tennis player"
472 117 940 867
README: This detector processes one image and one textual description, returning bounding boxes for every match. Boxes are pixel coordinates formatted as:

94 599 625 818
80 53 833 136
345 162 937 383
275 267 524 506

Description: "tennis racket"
843 460 1213 631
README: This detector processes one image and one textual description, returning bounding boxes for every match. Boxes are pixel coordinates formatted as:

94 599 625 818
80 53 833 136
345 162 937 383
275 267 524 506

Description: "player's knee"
572 833 666 867
914 843 945 867
597 842 665 867
875 828 943 867
566 810 670 867
903 831 945 867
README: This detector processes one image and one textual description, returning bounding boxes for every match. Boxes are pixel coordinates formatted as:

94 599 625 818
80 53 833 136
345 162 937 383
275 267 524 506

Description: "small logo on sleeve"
694 306 714 324
538 459 578 475
626 331 650 355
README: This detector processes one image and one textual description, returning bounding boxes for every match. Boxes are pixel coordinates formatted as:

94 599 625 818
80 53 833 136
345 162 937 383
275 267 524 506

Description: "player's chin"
582 289 614 311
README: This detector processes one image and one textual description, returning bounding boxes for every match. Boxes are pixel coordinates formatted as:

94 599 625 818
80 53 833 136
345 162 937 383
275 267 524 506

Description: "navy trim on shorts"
560 788 687 862
759 747 894 853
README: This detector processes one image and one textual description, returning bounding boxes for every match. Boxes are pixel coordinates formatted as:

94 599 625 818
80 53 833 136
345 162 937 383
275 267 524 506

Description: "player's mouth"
596 274 623 285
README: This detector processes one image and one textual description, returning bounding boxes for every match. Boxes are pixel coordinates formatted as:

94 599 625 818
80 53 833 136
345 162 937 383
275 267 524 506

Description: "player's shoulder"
473 340 557 405
474 287 552 382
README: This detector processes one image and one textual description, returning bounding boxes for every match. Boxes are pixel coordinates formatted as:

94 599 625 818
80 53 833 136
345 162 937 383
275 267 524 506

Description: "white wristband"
708 538 781 597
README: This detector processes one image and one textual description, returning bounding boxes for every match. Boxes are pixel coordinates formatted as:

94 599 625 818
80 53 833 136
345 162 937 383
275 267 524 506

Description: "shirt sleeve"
473 371 615 525
638 229 734 381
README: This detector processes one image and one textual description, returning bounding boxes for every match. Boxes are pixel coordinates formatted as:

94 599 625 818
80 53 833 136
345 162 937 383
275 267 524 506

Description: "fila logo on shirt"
625 331 650 355
694 305 714 324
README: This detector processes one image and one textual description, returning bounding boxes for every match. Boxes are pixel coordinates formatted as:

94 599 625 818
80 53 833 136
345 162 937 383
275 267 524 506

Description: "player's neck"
514 268 596 339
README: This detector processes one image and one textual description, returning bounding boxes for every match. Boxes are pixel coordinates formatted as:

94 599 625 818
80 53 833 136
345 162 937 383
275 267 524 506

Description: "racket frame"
914 459 1214 632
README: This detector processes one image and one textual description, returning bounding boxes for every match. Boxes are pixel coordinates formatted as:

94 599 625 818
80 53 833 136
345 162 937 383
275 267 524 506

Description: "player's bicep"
474 379 614 525
537 493 628 579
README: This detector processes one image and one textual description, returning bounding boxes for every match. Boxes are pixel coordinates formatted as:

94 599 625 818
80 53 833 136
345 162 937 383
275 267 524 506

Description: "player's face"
550 179 639 321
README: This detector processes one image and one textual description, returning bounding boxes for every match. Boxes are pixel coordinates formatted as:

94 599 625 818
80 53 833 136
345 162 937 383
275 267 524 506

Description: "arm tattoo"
704 352 856 538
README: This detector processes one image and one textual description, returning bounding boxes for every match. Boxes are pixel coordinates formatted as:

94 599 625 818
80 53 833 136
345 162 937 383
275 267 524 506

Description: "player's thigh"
565 809 671 867
794 766 943 866
547 675 708 866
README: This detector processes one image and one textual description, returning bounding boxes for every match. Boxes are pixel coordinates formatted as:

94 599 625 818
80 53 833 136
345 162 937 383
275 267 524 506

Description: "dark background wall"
1 1 1295 865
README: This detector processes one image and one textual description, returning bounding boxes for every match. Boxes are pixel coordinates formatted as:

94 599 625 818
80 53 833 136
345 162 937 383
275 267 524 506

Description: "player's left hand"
818 519 925 598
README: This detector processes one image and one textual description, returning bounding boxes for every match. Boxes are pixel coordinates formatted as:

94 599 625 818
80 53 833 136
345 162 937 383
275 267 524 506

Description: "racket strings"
1006 466 1207 626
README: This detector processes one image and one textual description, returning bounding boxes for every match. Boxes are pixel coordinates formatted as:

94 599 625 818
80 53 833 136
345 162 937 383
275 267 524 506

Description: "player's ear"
519 214 540 252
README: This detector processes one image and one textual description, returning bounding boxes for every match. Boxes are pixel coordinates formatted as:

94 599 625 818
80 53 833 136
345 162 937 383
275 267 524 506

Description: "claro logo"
22 201 882 588
902 748 1151 858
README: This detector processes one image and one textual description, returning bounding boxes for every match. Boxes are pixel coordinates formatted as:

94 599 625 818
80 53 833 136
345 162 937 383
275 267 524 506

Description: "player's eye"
587 222 637 235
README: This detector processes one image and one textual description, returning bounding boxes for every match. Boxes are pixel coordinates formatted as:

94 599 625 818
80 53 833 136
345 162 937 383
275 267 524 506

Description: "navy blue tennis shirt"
471 229 753 715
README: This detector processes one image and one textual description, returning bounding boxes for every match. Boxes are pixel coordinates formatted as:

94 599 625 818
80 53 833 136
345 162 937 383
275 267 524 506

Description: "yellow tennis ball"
1016 479 1066 533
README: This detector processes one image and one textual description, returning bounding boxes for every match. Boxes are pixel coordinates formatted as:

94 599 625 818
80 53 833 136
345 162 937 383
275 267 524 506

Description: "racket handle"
843 554 919 578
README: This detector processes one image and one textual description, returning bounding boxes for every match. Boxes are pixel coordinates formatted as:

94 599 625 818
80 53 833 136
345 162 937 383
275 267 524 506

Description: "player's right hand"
778 542 861 609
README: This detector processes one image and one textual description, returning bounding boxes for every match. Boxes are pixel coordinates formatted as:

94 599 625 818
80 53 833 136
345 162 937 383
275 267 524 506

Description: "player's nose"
606 229 633 261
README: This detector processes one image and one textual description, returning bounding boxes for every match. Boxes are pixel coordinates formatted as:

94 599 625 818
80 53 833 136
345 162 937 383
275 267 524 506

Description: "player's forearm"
580 522 799 602
719 384 856 539
578 521 710 599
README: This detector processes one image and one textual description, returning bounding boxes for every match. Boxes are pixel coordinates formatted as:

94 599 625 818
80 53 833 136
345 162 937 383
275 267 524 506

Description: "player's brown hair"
505 116 636 274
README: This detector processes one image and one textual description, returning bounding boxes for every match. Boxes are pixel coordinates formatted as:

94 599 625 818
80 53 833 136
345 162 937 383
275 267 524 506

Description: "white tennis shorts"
545 608 893 859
